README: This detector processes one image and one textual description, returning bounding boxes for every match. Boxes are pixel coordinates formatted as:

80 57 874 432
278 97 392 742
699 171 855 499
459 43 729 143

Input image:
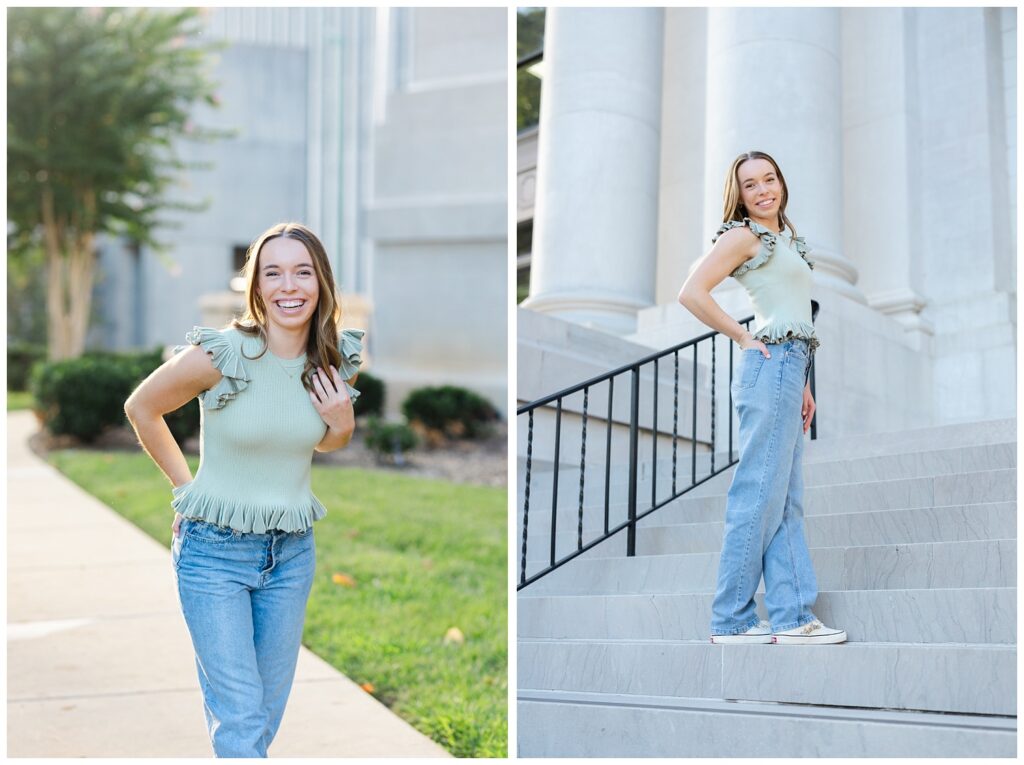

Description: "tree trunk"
40 186 98 361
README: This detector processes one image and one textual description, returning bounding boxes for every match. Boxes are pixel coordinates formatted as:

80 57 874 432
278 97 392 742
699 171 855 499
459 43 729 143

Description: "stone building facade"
94 7 507 415
519 7 1016 436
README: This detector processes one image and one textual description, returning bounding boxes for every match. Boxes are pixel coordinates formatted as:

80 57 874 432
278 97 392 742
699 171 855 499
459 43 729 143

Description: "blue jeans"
172 519 316 757
710 338 818 635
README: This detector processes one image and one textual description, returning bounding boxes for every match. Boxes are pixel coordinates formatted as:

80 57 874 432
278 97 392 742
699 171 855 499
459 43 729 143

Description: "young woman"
124 222 364 755
678 151 846 645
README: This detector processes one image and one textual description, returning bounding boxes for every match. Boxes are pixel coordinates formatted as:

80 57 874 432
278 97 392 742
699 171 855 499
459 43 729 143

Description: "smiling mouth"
756 199 775 208
275 300 306 310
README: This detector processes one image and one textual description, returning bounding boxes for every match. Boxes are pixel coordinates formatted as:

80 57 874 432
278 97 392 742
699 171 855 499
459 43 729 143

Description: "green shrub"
352 370 384 418
119 347 200 445
7 341 46 391
30 356 140 442
30 347 200 445
363 417 418 462
401 385 498 439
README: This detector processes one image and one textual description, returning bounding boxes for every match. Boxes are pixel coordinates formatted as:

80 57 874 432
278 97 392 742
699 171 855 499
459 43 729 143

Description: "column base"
867 287 935 337
521 290 653 335
806 244 867 305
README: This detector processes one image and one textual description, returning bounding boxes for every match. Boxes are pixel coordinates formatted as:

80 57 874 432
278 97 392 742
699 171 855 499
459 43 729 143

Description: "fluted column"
704 7 864 303
523 7 664 334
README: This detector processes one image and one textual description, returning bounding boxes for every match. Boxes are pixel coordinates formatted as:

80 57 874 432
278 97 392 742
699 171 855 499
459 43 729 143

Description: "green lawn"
7 391 34 411
47 449 508 757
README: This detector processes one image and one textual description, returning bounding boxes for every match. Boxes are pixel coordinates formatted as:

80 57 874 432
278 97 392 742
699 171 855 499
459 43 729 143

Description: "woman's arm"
124 345 222 488
310 365 356 452
678 227 761 347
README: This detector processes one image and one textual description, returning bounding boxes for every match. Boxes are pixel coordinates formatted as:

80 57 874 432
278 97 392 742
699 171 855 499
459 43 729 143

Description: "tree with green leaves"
516 8 545 132
7 7 231 360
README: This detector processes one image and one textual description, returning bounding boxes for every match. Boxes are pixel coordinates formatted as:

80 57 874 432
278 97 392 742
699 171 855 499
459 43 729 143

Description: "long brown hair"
721 150 799 241
231 222 342 391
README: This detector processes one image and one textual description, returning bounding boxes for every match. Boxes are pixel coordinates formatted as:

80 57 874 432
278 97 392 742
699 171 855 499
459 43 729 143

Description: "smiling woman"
123 221 364 757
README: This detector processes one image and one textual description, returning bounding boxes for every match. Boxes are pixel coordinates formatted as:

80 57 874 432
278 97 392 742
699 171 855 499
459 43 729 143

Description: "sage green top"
170 325 364 533
712 217 819 351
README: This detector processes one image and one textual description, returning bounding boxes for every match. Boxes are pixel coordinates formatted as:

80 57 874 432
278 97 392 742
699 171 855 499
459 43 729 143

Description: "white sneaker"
710 619 773 644
772 619 847 645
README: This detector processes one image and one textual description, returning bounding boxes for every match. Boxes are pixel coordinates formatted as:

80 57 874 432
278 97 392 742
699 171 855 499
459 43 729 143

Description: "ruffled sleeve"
792 236 815 270
712 217 778 278
175 326 251 410
338 328 365 402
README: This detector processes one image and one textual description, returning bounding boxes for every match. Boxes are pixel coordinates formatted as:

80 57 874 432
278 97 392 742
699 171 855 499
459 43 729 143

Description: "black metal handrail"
517 309 818 590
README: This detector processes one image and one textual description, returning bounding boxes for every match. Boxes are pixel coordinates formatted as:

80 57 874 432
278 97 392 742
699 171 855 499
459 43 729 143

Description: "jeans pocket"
171 531 187 570
184 520 238 544
735 349 767 390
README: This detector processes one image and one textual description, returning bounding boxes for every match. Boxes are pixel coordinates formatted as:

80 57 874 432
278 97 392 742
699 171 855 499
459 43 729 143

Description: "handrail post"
626 366 640 557
810 354 818 441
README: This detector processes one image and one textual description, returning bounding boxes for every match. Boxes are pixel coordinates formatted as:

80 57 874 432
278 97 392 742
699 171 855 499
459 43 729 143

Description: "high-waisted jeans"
710 338 819 635
172 518 316 757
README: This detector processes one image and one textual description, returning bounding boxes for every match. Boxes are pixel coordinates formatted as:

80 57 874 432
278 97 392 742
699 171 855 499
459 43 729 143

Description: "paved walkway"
7 411 450 757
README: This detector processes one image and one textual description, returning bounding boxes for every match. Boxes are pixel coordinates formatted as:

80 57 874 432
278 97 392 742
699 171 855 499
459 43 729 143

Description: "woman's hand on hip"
739 335 771 358
172 512 183 538
802 383 816 433
309 365 355 431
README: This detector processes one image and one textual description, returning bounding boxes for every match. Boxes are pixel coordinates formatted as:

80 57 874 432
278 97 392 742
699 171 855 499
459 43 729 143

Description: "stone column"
656 8 708 306
842 8 931 336
704 7 864 303
523 7 664 334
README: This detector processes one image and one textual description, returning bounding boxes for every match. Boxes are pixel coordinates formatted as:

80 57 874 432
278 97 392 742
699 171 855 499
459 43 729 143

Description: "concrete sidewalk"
7 411 450 757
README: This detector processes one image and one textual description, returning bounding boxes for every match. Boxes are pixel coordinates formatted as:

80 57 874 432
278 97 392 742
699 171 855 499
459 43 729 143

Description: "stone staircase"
517 418 1017 757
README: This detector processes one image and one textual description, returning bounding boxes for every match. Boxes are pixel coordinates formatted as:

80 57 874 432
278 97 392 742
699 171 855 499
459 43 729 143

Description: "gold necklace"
269 351 306 379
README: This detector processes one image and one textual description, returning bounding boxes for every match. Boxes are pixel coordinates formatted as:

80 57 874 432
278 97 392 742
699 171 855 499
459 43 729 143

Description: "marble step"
635 501 1017 556
517 421 1016 496
518 638 1016 716
521 539 1016 595
518 467 1017 533
517 691 1016 757
518 587 1017 644
522 501 1017 563
629 440 1016 493
801 417 1016 461
633 468 1017 527
668 441 1016 493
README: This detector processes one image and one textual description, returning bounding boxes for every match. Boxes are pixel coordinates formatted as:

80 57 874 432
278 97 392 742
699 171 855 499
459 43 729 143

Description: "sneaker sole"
771 631 848 645
709 634 773 644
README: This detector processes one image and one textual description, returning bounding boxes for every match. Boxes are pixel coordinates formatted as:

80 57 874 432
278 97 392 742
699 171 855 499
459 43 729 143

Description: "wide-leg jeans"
172 518 316 757
710 338 819 635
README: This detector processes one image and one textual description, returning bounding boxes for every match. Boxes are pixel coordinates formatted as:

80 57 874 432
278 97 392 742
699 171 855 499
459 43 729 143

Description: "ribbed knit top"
170 325 364 533
712 217 819 351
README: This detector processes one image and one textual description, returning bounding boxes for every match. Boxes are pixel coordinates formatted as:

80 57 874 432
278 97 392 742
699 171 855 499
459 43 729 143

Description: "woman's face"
738 158 783 222
255 236 320 332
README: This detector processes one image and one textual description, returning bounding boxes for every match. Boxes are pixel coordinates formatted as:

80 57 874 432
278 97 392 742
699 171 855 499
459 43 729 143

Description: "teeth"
278 300 304 308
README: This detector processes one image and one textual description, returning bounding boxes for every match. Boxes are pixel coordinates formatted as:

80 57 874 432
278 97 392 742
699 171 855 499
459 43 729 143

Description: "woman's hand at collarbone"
738 331 771 358
310 364 356 451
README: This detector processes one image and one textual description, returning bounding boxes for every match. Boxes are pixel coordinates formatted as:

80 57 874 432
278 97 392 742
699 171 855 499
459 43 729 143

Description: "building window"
231 245 249 292
232 245 248 274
